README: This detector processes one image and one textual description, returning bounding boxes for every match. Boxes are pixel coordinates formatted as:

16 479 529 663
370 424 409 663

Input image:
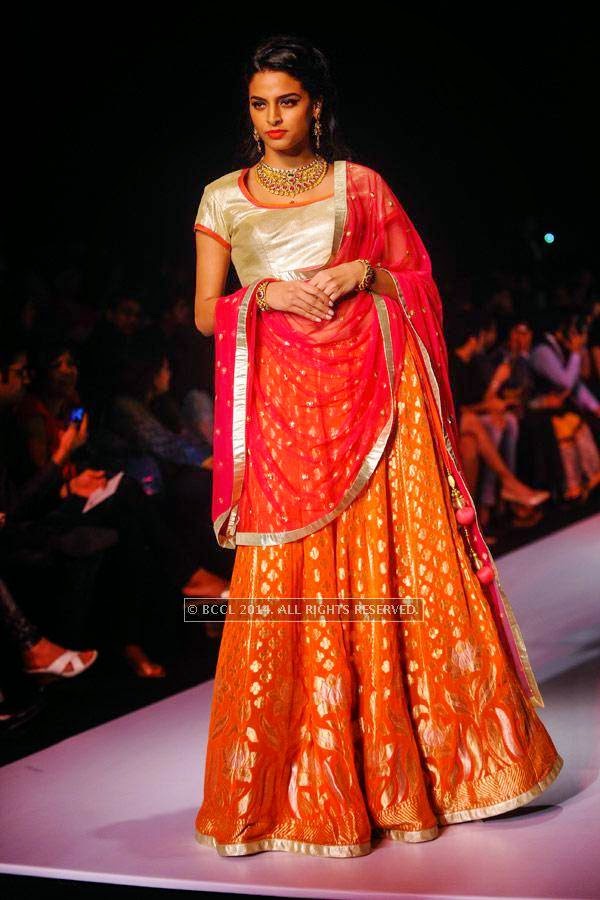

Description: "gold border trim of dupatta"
232 291 397 545
331 158 348 257
214 160 348 549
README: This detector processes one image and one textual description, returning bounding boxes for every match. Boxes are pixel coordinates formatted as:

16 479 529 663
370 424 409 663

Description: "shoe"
510 508 544 528
563 485 584 502
24 648 99 680
585 471 600 494
561 485 591 507
500 487 550 507
122 644 166 678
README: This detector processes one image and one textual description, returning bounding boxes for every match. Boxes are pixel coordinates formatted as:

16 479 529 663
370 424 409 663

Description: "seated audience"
4 339 203 677
79 291 146 420
102 335 233 590
529 309 600 501
446 313 550 531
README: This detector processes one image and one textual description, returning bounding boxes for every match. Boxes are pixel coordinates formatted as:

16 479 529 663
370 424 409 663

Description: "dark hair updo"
238 33 354 166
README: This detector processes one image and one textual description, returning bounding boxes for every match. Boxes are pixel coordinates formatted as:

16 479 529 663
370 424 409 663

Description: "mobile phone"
70 406 85 425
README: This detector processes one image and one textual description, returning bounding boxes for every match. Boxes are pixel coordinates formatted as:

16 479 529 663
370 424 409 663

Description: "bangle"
356 259 376 292
255 279 273 312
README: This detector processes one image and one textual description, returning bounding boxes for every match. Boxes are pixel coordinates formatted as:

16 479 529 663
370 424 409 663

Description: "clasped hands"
262 260 365 323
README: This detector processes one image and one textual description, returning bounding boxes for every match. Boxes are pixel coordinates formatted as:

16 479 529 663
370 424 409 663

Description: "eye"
280 99 297 106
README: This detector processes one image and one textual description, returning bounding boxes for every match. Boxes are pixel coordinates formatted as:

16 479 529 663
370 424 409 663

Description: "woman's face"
509 324 532 354
482 324 497 350
248 69 320 155
0 353 30 406
111 298 142 336
47 351 78 394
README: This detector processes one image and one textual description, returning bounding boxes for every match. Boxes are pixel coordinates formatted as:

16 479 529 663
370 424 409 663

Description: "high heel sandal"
500 487 550 507
24 649 99 682
585 471 600 494
123 644 166 678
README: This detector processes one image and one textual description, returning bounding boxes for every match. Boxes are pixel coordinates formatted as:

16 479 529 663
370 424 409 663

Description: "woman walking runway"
191 34 563 857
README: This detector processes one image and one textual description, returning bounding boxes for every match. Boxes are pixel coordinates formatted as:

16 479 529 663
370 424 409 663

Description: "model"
191 34 563 858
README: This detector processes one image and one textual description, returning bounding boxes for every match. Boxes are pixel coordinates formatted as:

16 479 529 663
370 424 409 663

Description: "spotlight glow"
544 232 555 244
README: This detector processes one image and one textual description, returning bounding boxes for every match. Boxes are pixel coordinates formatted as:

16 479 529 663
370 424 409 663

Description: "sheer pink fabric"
209 161 543 708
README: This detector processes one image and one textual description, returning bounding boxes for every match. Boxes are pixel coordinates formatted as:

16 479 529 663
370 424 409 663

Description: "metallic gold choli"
193 161 563 859
194 159 348 285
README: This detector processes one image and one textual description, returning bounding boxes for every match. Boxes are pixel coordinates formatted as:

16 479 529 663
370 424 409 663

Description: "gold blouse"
194 160 348 286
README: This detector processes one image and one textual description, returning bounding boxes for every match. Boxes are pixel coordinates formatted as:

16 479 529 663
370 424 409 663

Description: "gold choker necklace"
255 155 328 200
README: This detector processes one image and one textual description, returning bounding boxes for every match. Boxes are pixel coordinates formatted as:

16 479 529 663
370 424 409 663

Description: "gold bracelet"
255 279 272 312
356 258 376 292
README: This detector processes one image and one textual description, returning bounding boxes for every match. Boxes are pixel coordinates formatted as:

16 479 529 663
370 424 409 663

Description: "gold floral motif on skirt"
195 326 563 857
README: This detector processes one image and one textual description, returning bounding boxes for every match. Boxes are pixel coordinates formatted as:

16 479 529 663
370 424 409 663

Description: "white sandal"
24 649 99 679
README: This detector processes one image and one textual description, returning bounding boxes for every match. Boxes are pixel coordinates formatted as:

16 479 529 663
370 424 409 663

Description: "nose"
266 104 282 126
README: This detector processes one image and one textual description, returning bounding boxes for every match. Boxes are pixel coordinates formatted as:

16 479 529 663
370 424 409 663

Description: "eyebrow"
249 92 302 100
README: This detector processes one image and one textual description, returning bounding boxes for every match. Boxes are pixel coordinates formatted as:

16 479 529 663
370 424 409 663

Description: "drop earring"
312 111 322 151
253 127 262 152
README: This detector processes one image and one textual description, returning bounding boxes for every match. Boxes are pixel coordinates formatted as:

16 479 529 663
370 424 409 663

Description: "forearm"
531 346 581 390
461 399 490 414
194 295 220 338
370 264 410 308
575 381 600 413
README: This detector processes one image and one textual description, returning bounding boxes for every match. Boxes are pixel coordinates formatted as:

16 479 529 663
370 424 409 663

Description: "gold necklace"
255 154 328 201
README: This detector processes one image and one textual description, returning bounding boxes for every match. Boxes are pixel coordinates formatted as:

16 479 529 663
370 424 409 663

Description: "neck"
39 389 64 416
261 146 319 169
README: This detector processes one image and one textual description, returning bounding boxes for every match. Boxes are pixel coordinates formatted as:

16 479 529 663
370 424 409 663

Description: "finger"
291 301 325 323
297 284 333 315
301 296 335 321
299 283 332 304
307 276 337 297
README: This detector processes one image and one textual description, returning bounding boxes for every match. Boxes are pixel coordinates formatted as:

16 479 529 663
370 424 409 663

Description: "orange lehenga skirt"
194 325 563 858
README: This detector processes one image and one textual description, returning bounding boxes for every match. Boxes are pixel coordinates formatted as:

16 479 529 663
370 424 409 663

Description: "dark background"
6 16 597 305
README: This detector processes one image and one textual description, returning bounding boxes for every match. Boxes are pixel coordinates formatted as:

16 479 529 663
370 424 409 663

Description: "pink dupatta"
208 160 544 708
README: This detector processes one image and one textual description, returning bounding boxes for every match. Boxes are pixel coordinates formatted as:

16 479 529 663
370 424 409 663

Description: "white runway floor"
1 514 599 899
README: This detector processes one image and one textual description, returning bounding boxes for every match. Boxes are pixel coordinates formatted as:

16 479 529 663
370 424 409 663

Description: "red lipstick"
265 129 287 138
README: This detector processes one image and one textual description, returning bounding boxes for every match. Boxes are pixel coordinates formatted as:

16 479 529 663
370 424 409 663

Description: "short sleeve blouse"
193 162 347 286
194 186 232 250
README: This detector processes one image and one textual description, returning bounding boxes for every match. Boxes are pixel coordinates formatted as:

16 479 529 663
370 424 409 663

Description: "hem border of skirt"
435 752 564 825
194 752 564 858
194 830 372 858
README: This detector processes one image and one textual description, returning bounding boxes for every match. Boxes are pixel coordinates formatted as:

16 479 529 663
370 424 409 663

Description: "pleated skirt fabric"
194 326 563 858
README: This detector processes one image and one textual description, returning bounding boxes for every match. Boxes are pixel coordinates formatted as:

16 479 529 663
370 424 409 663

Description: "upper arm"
193 185 231 334
194 231 230 333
